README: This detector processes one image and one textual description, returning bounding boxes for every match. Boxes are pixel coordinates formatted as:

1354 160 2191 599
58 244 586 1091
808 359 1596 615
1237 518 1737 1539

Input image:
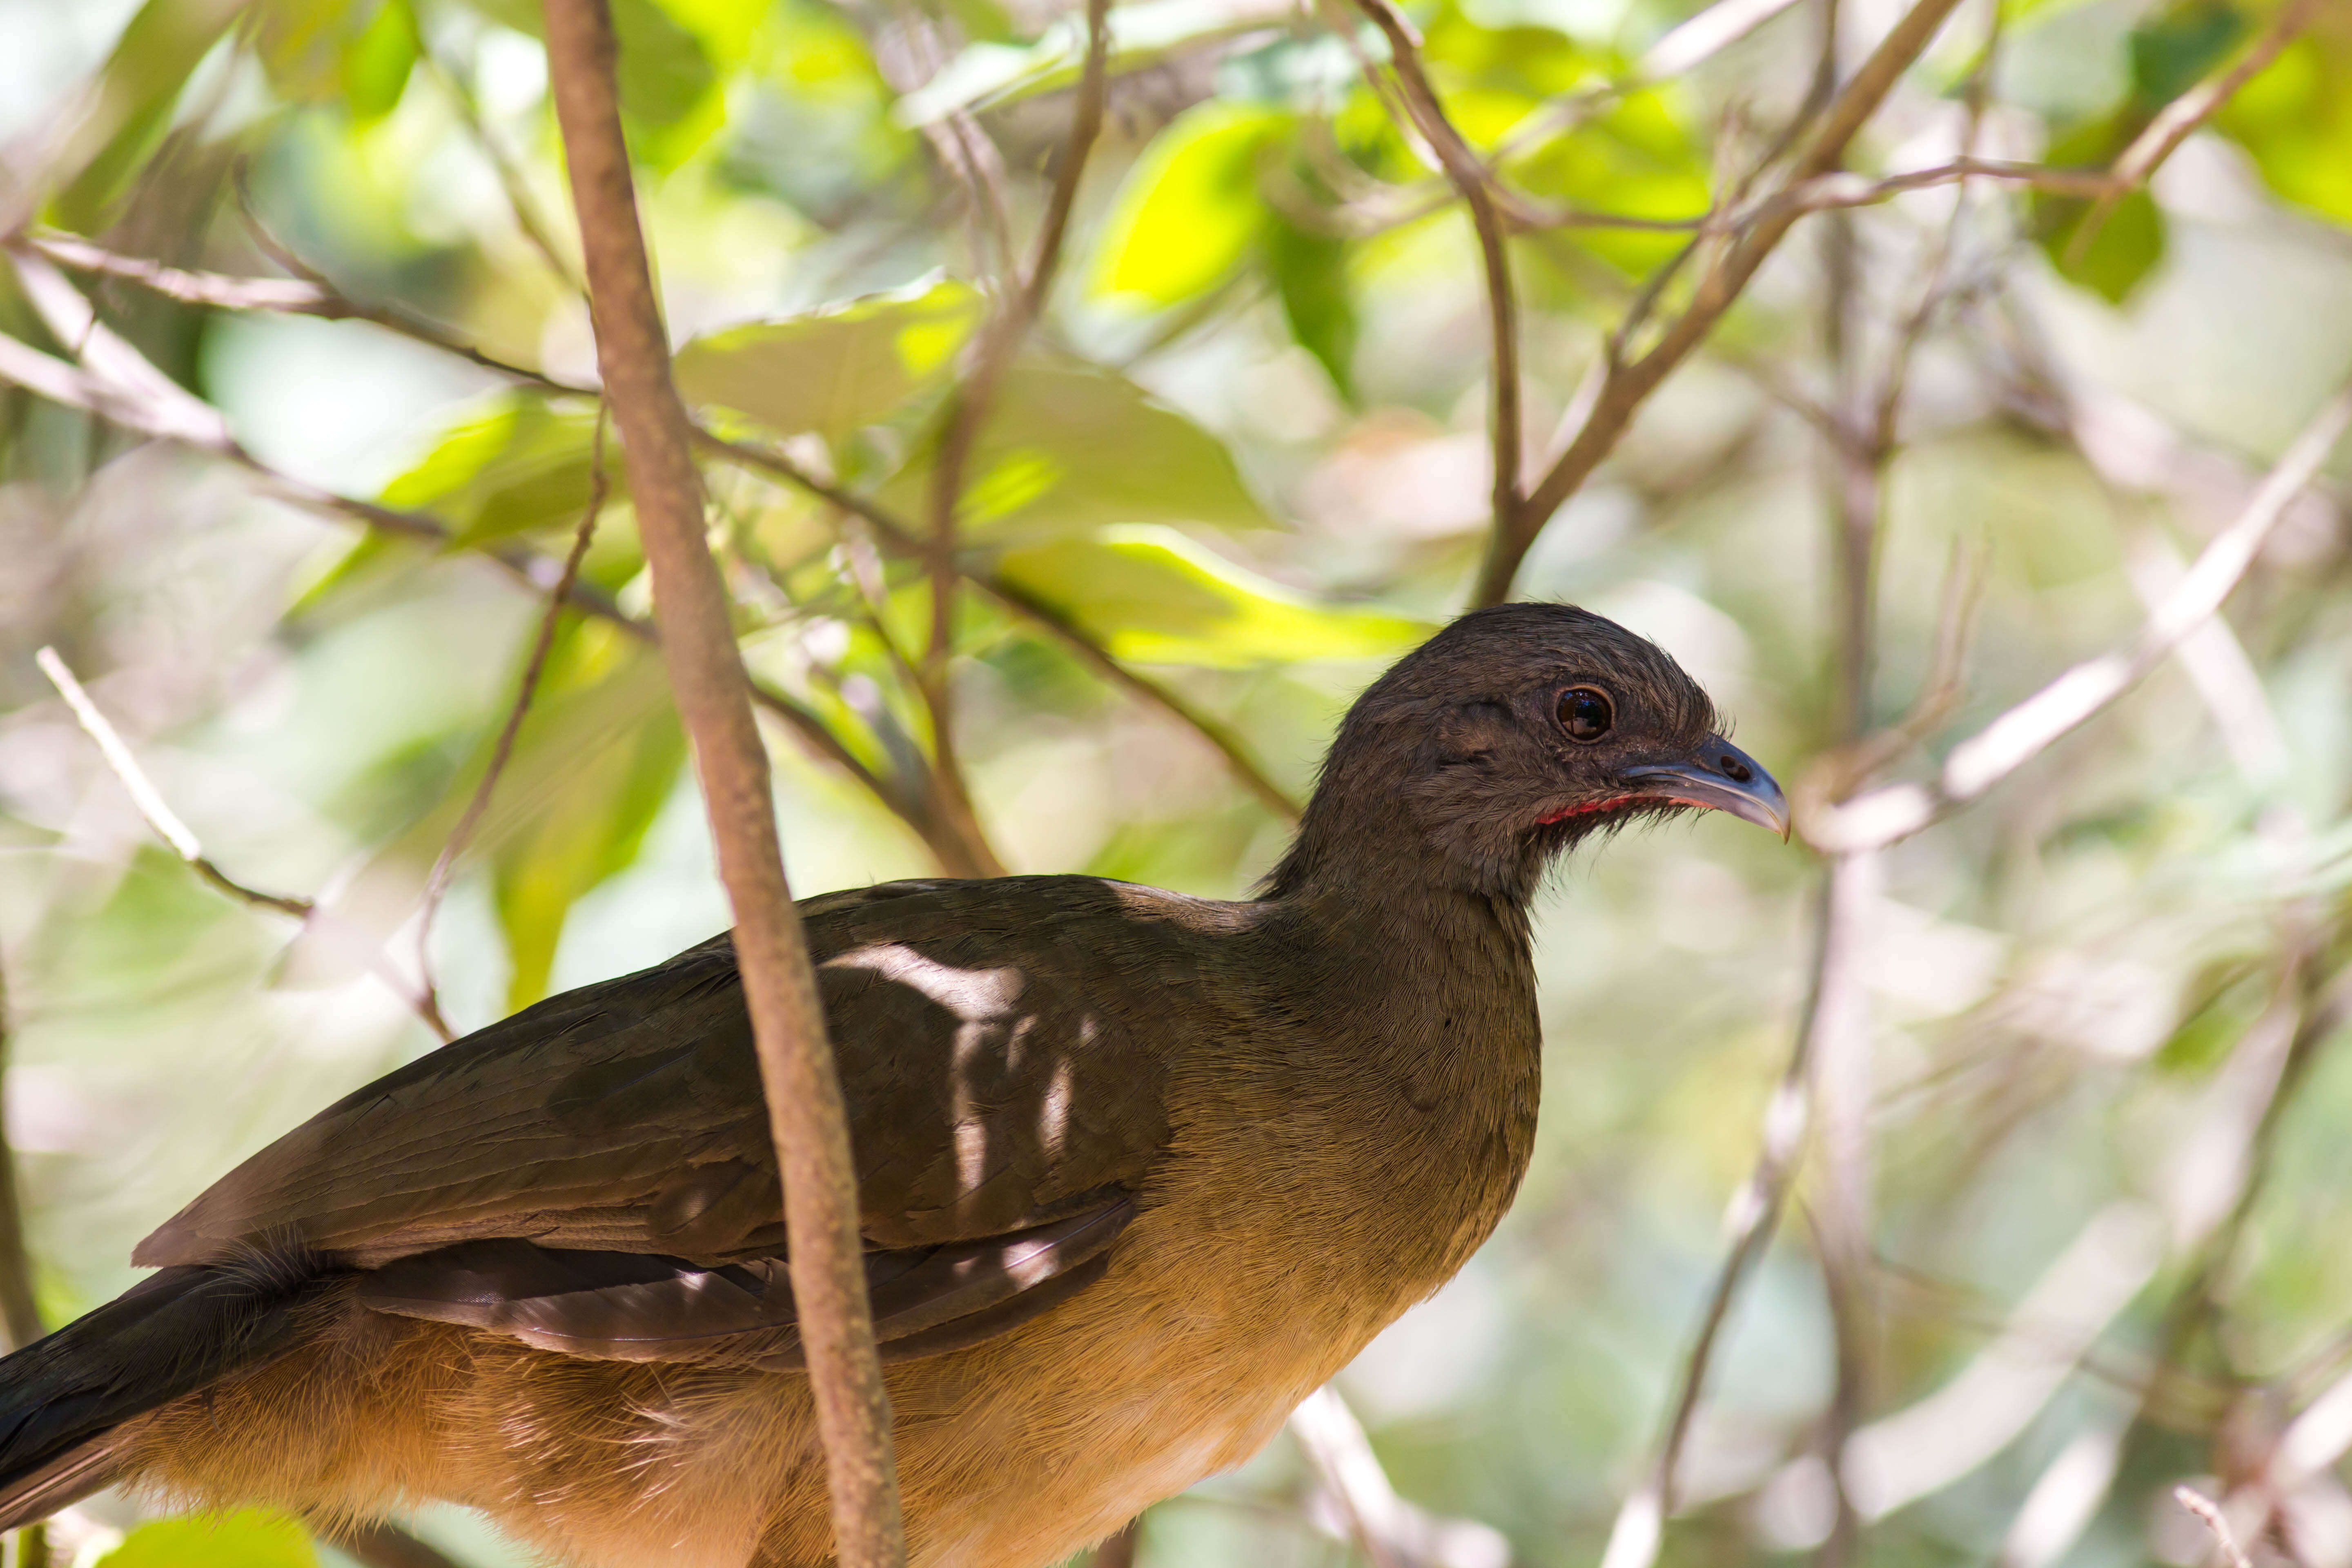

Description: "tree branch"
1347 0 1521 535
413 409 610 1040
922 0 1113 697
538 5 906 1566
2064 0 2324 269
1804 382 2352 854
1478 0 1970 605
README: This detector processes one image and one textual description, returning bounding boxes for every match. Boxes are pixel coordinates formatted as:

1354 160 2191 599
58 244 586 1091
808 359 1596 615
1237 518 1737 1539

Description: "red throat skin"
1534 795 1639 826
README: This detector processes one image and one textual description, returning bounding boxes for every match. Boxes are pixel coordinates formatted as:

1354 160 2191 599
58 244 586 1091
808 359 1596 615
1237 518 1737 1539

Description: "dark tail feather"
0 1251 345 1530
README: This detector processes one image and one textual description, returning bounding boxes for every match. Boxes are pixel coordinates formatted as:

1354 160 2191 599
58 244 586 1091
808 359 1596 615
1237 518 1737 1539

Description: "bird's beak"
1622 737 1790 840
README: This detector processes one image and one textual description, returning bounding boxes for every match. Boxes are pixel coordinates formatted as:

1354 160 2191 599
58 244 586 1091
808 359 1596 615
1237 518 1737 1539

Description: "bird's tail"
0 1247 345 1531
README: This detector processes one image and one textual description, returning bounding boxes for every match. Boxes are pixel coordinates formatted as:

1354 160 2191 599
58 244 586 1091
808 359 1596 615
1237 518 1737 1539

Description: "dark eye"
1558 686 1613 742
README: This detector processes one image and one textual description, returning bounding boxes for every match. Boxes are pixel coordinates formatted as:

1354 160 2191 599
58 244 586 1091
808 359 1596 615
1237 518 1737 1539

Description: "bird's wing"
134 877 1202 1361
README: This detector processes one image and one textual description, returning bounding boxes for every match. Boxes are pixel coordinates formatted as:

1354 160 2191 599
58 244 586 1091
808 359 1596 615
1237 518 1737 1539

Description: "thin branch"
926 0 1114 676
35 647 316 920
4 234 1294 837
1805 383 2352 853
0 302 933 864
1289 1386 1513 1568
1480 0 1971 605
539 7 906 1568
2173 1488 2255 1568
413 408 610 1040
1347 0 1521 533
704 431 1302 820
412 44 585 291
1599 849 1877 1568
2065 0 2324 269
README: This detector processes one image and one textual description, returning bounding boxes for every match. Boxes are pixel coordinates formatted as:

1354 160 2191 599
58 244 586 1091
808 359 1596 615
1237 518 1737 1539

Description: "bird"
0 602 1786 1568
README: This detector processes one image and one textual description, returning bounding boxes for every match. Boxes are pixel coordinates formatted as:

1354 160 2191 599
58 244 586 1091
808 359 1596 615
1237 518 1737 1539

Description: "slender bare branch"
1599 849 1878 1568
539 6 907 1566
2065 0 2324 268
1347 0 1522 533
926 0 1113 676
413 409 610 1039
1805 383 2352 853
36 647 316 920
1291 1386 1512 1568
2174 1488 2255 1568
1480 0 1970 605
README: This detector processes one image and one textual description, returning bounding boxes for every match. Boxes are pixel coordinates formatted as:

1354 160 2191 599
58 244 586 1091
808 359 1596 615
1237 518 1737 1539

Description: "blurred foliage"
0 0 2350 1565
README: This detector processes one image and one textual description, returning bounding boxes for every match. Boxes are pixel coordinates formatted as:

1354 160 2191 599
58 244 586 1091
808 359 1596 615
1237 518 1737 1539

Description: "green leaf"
380 394 613 546
1265 215 1357 401
97 1510 318 1568
255 0 398 104
995 525 1431 667
673 279 982 446
341 0 420 121
2031 119 2168 303
2128 0 2245 104
881 359 1275 538
48 0 247 230
1089 102 1292 310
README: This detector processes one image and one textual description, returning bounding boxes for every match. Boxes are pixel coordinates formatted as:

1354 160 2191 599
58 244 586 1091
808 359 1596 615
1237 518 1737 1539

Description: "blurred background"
0 0 2348 1562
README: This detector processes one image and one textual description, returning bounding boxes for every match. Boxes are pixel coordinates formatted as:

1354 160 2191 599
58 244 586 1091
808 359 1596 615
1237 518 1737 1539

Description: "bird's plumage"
0 604 1785 1567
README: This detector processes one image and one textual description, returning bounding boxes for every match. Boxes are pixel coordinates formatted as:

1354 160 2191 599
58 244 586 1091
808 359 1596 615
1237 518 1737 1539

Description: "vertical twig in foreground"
413 410 610 1036
537 4 906 1566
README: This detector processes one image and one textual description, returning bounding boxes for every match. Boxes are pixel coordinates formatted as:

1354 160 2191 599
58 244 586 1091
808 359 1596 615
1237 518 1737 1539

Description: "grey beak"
1622 737 1790 840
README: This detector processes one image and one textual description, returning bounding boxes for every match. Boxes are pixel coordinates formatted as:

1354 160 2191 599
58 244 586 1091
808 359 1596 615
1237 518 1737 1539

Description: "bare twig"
412 408 611 1039
1477 0 1971 603
1290 1387 1512 1568
925 0 1113 675
539 5 906 1566
2065 0 2324 269
36 647 316 920
2174 1487 2255 1568
1346 0 1521 534
1599 849 1878 1568
1806 384 2352 853
413 44 584 290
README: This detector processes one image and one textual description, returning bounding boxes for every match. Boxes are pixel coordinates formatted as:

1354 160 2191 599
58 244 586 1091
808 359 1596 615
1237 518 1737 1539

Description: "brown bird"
0 603 1785 1567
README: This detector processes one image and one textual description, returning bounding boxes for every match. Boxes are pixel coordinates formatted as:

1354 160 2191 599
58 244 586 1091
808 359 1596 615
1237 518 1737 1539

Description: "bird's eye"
1558 686 1613 742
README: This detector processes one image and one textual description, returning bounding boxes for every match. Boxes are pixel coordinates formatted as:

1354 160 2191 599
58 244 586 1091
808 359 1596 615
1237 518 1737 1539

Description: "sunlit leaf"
490 650 688 1009
881 359 1275 537
340 0 420 121
255 0 399 104
995 525 1431 666
674 280 982 446
380 394 615 546
47 0 247 230
2217 33 2352 225
97 1510 317 1568
1090 102 1292 309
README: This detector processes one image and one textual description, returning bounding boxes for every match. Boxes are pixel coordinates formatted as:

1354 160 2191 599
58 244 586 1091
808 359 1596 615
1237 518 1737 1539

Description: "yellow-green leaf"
1090 102 1292 309
996 526 1431 667
97 1510 317 1568
674 279 982 445
881 359 1274 539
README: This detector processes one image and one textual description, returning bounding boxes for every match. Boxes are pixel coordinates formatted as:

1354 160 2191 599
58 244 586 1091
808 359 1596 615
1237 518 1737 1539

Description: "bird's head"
1267 604 1787 906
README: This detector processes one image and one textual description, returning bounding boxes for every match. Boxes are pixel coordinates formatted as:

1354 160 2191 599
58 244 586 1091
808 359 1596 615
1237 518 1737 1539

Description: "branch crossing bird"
0 604 1786 1568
